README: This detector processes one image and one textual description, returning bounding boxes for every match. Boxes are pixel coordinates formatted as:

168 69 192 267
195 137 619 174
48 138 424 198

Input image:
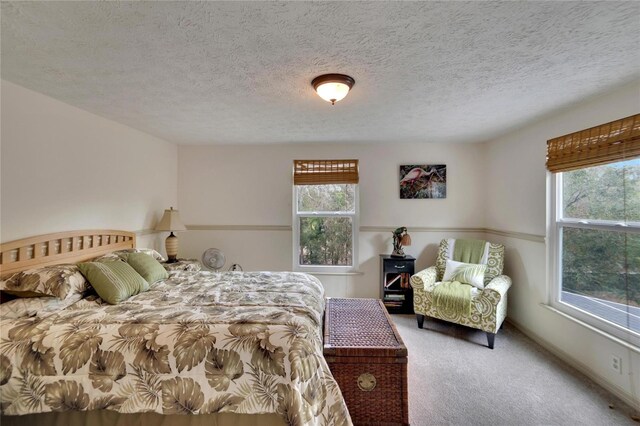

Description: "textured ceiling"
1 1 639 145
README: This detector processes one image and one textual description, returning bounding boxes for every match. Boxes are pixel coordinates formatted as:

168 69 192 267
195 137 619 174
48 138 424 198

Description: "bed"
0 230 351 426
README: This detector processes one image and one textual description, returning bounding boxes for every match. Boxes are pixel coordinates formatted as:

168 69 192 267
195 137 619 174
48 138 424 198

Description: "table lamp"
391 227 412 258
155 207 187 263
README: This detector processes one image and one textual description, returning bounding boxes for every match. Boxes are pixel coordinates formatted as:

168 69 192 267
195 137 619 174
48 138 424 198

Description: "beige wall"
0 80 177 248
484 80 640 409
178 142 487 297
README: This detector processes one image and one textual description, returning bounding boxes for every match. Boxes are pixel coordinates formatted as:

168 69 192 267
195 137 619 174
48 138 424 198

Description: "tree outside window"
294 184 358 270
556 159 640 338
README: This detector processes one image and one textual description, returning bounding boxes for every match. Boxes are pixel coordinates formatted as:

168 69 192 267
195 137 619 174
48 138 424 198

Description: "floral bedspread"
0 271 351 425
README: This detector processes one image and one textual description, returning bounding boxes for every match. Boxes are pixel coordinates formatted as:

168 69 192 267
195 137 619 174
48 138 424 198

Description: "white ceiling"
2 1 639 145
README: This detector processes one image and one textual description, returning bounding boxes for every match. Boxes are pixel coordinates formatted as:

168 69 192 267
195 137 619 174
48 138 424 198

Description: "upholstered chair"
411 238 512 349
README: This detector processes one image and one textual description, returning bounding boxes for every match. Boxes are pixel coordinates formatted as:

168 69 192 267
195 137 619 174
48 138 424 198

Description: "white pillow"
442 259 487 289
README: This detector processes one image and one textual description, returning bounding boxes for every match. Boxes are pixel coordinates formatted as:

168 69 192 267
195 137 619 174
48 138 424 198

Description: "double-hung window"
293 159 359 272
548 114 640 346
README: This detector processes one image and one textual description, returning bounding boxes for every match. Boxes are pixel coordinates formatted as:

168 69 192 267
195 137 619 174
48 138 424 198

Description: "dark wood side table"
380 254 415 314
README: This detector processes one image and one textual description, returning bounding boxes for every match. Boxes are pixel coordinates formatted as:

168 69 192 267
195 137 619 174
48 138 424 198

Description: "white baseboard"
507 318 640 412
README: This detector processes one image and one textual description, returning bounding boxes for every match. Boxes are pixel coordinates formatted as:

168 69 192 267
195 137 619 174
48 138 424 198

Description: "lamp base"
391 249 406 258
165 232 179 263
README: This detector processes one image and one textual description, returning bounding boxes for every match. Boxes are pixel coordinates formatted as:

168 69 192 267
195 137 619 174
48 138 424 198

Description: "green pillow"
126 252 169 284
78 261 149 304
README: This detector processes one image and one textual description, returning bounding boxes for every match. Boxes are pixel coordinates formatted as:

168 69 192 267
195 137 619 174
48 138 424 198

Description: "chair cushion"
436 239 505 285
443 259 487 289
452 239 487 264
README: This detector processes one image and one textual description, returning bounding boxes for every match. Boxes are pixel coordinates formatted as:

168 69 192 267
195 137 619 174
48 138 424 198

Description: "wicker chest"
324 298 409 426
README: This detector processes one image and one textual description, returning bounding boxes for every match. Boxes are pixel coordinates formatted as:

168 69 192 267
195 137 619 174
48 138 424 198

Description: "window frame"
548 170 640 347
292 184 359 273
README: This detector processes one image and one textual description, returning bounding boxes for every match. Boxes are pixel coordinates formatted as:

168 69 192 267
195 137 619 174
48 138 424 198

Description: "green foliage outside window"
562 228 639 307
297 184 355 212
561 160 640 308
563 160 640 222
297 185 355 266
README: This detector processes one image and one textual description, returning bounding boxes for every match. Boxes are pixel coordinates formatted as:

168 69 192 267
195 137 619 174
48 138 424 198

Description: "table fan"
202 248 226 271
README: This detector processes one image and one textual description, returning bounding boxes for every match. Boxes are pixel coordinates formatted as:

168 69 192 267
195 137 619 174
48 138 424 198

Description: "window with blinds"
548 114 640 345
547 114 640 172
293 159 359 185
292 160 359 271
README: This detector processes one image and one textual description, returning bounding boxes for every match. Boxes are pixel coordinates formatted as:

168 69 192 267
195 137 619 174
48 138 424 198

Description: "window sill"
540 303 640 353
302 271 364 276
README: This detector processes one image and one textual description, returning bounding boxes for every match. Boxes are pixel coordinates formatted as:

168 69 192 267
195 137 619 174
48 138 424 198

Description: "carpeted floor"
389 314 638 425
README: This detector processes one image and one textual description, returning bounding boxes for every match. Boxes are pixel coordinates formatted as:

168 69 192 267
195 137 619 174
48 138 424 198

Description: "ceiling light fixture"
312 74 355 105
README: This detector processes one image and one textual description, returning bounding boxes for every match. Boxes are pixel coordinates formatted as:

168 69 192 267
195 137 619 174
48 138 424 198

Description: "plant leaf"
205 348 244 391
161 377 204 414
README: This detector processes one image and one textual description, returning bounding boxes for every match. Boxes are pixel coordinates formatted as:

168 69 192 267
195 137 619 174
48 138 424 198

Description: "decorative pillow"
0 264 89 299
93 248 165 263
126 252 169 284
442 259 487 289
0 293 84 319
78 261 150 304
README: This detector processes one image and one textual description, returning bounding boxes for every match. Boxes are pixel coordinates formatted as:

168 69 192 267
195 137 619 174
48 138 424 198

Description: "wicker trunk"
324 298 409 426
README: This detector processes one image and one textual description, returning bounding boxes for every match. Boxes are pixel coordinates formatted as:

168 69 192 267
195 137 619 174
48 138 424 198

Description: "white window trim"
292 185 359 273
548 172 640 347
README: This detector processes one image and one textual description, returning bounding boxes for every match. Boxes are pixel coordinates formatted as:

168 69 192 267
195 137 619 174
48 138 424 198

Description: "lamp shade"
316 82 350 103
155 207 187 232
312 74 355 105
400 233 412 247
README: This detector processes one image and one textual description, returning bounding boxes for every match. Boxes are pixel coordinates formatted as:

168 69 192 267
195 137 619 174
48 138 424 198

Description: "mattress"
0 270 351 425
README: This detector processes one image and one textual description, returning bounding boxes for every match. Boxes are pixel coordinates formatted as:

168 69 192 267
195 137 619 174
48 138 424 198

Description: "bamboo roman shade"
546 113 640 173
293 159 359 185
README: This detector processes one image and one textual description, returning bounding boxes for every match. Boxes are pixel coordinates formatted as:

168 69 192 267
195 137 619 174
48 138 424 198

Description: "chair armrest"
410 266 437 291
481 275 512 300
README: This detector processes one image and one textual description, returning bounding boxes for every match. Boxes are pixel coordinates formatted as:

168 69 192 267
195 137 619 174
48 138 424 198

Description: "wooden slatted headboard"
0 230 136 278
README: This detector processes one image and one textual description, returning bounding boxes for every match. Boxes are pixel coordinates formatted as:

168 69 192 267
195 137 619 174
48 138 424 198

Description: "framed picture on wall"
399 164 446 199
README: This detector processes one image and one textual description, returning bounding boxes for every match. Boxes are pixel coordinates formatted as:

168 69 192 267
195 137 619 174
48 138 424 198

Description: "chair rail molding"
185 224 545 243
187 225 292 231
136 228 159 236
484 228 545 243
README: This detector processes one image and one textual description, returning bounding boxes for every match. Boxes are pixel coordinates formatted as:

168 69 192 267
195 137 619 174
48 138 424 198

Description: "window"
548 114 640 345
293 160 359 272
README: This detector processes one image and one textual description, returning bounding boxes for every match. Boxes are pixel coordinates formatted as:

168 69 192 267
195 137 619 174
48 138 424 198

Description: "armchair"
411 238 512 349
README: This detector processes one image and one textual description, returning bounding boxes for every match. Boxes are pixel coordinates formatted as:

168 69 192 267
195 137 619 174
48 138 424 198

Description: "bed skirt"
1 411 286 426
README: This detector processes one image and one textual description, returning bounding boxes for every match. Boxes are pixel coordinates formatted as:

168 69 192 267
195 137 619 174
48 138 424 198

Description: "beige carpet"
390 314 638 425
